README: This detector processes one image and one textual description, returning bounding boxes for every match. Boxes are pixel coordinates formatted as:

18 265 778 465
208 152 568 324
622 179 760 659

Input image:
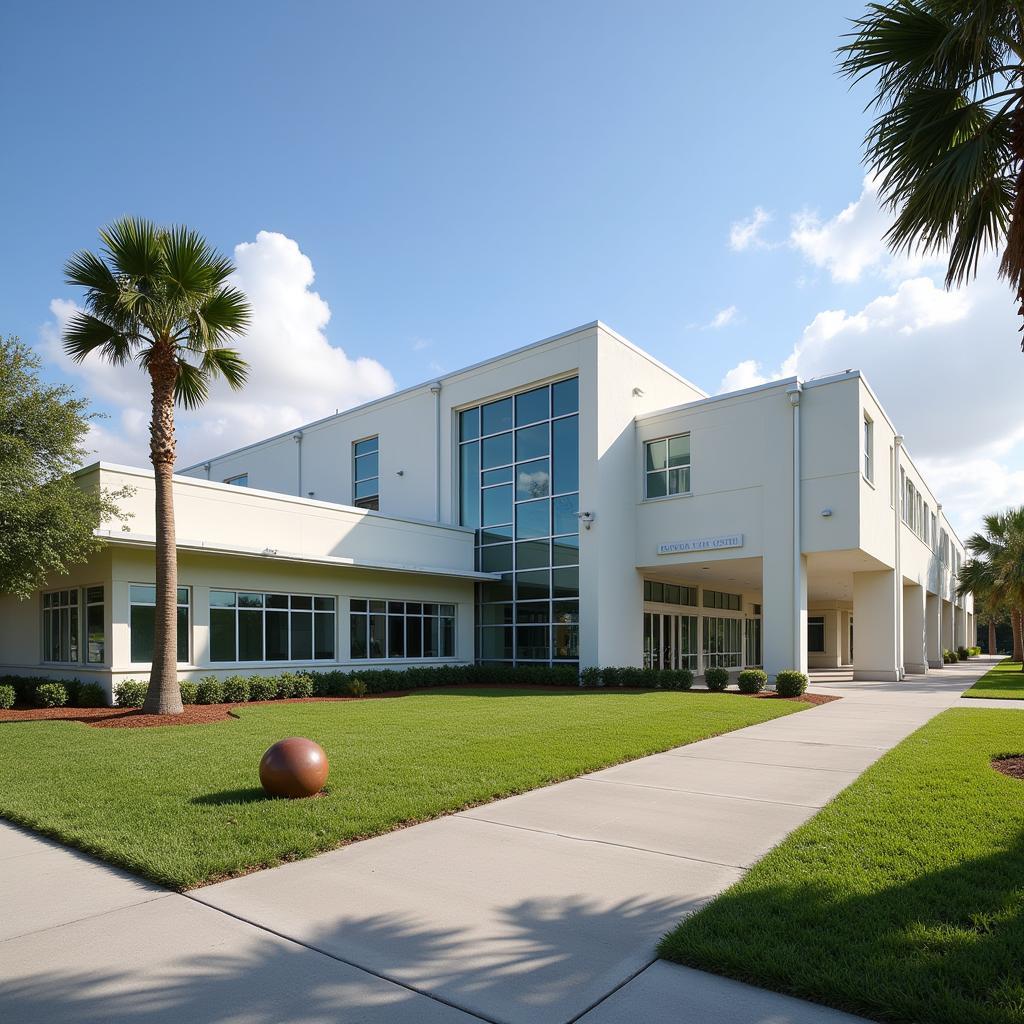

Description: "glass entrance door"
644 611 698 670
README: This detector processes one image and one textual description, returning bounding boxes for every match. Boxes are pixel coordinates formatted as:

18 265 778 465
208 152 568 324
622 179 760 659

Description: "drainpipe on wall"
893 434 904 680
786 382 802 671
293 430 303 497
429 382 442 522
203 462 211 480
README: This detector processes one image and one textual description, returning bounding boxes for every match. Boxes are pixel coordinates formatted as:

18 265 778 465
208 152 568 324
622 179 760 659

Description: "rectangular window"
889 447 894 506
85 586 105 664
923 503 930 545
808 615 826 653
702 616 742 669
353 436 379 511
462 376 579 665
41 588 80 663
645 433 691 499
224 473 248 487
129 584 190 664
643 580 698 606
350 598 456 660
900 468 907 521
209 591 336 663
702 589 742 612
863 414 873 482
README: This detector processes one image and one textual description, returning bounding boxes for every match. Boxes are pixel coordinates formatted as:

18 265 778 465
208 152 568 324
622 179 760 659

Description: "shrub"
774 670 808 697
704 667 730 692
956 646 969 661
248 676 277 702
116 679 147 707
76 682 107 707
663 668 694 691
737 669 768 694
969 646 981 657
221 675 250 703
179 680 198 704
346 676 368 697
35 682 69 708
276 671 314 699
0 684 14 710
195 677 224 704
946 649 959 663
579 666 603 688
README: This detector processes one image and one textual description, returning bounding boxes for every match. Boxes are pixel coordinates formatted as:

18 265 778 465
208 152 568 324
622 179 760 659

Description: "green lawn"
659 708 1024 1024
963 659 1024 700
0 688 805 890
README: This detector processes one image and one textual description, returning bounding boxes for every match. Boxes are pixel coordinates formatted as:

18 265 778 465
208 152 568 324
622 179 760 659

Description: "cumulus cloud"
729 207 773 251
718 359 770 393
40 231 396 469
709 305 739 329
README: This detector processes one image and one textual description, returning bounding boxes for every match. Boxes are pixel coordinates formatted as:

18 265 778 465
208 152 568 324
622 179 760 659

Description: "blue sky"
4 1 1021 536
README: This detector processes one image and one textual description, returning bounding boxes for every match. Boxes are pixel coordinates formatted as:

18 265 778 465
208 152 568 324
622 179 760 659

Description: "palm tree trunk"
988 619 998 657
142 340 183 715
1013 607 1024 667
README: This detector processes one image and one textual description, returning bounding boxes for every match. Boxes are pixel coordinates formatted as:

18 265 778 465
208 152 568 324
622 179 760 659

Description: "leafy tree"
0 336 126 596
840 3 1024 341
63 219 250 714
958 508 1024 666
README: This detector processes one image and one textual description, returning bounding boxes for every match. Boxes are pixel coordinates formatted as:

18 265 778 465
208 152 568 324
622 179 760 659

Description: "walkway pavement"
1 658 1013 1024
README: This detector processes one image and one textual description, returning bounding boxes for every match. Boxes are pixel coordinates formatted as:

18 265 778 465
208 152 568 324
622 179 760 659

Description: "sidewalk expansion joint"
580 776 827 809
0 894 173 946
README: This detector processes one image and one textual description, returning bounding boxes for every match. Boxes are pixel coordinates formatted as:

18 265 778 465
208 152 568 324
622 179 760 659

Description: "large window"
808 615 826 653
645 433 690 499
350 599 455 659
42 589 80 663
703 589 742 611
130 585 190 663
224 473 248 487
460 376 579 664
85 586 105 664
210 591 335 663
702 616 742 668
643 580 698 606
863 414 873 482
353 436 379 510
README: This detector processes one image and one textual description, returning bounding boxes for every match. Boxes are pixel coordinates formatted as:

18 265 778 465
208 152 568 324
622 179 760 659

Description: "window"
923 502 930 545
224 473 248 487
931 512 938 551
461 376 579 664
85 586 105 664
702 589 742 611
643 581 698 606
900 468 906 521
42 589 79 663
645 434 691 499
210 591 336 662
702 616 742 668
808 615 826 653
353 436 379 510
129 584 190 663
863 414 873 481
350 599 455 659
889 447 894 506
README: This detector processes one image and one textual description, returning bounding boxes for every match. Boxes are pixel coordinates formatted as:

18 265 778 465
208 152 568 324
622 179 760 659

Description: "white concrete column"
763 547 807 678
853 569 899 681
941 599 954 653
926 592 943 669
902 582 927 674
954 605 967 650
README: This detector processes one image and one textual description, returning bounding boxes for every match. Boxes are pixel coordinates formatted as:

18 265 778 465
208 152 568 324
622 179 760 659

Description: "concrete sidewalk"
1 658 1008 1023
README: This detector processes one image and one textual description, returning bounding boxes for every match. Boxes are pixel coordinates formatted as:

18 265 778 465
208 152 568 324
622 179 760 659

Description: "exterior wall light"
577 511 595 530
821 508 833 517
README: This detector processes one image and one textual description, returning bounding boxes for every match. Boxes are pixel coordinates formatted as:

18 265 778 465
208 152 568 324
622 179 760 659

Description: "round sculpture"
259 737 329 798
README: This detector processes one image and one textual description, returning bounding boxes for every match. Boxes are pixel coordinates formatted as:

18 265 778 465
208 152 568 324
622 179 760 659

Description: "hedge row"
0 675 106 710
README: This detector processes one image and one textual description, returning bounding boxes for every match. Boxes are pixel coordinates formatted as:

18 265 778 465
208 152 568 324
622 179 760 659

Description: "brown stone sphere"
259 737 329 799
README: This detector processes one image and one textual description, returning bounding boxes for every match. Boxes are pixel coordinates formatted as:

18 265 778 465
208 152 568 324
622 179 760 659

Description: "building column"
926 592 943 669
941 599 954 654
763 546 807 678
902 582 927 674
853 569 899 681
954 605 967 650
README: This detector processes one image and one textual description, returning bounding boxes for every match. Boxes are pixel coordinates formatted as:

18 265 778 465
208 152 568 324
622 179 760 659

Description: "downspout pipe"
786 382 802 672
893 434 904 680
429 382 442 522
293 430 303 497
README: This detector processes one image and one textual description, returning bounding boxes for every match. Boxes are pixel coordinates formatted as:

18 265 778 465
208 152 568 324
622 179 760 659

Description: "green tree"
840 3 1024 340
958 508 1024 665
0 336 127 597
63 219 250 714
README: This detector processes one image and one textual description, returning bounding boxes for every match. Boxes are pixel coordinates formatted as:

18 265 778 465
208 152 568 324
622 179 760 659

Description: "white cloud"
412 337 432 351
709 305 739 329
41 231 397 469
729 207 773 251
718 359 769 394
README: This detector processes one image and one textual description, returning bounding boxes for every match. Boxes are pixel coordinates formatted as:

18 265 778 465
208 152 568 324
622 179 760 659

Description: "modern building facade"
0 322 973 701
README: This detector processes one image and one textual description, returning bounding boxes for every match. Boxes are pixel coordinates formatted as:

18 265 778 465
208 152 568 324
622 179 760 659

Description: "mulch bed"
0 685 838 729
992 755 1024 781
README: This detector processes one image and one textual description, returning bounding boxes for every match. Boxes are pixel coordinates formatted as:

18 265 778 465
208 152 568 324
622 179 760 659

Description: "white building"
0 322 973 701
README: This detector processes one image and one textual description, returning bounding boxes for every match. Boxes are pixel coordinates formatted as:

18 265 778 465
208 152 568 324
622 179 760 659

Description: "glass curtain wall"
459 376 580 665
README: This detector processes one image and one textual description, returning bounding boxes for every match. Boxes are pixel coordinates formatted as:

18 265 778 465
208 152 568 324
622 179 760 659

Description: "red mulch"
993 755 1024 781
0 685 838 729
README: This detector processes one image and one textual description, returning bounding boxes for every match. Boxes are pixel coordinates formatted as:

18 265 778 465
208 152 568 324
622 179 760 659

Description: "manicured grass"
0 688 805 890
963 658 1024 700
659 708 1024 1024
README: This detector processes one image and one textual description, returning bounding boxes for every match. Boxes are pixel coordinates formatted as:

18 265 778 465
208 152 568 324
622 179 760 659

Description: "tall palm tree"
958 507 1024 665
64 219 250 713
840 3 1024 341
958 559 1012 656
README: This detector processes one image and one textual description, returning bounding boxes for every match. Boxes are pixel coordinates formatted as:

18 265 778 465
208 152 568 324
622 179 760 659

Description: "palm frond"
173 359 211 410
99 217 162 283
200 346 248 390
62 312 134 366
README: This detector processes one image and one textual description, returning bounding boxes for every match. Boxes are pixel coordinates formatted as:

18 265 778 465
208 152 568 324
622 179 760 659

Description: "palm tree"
839 3 1024 341
64 219 250 713
957 559 1011 656
958 507 1024 666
